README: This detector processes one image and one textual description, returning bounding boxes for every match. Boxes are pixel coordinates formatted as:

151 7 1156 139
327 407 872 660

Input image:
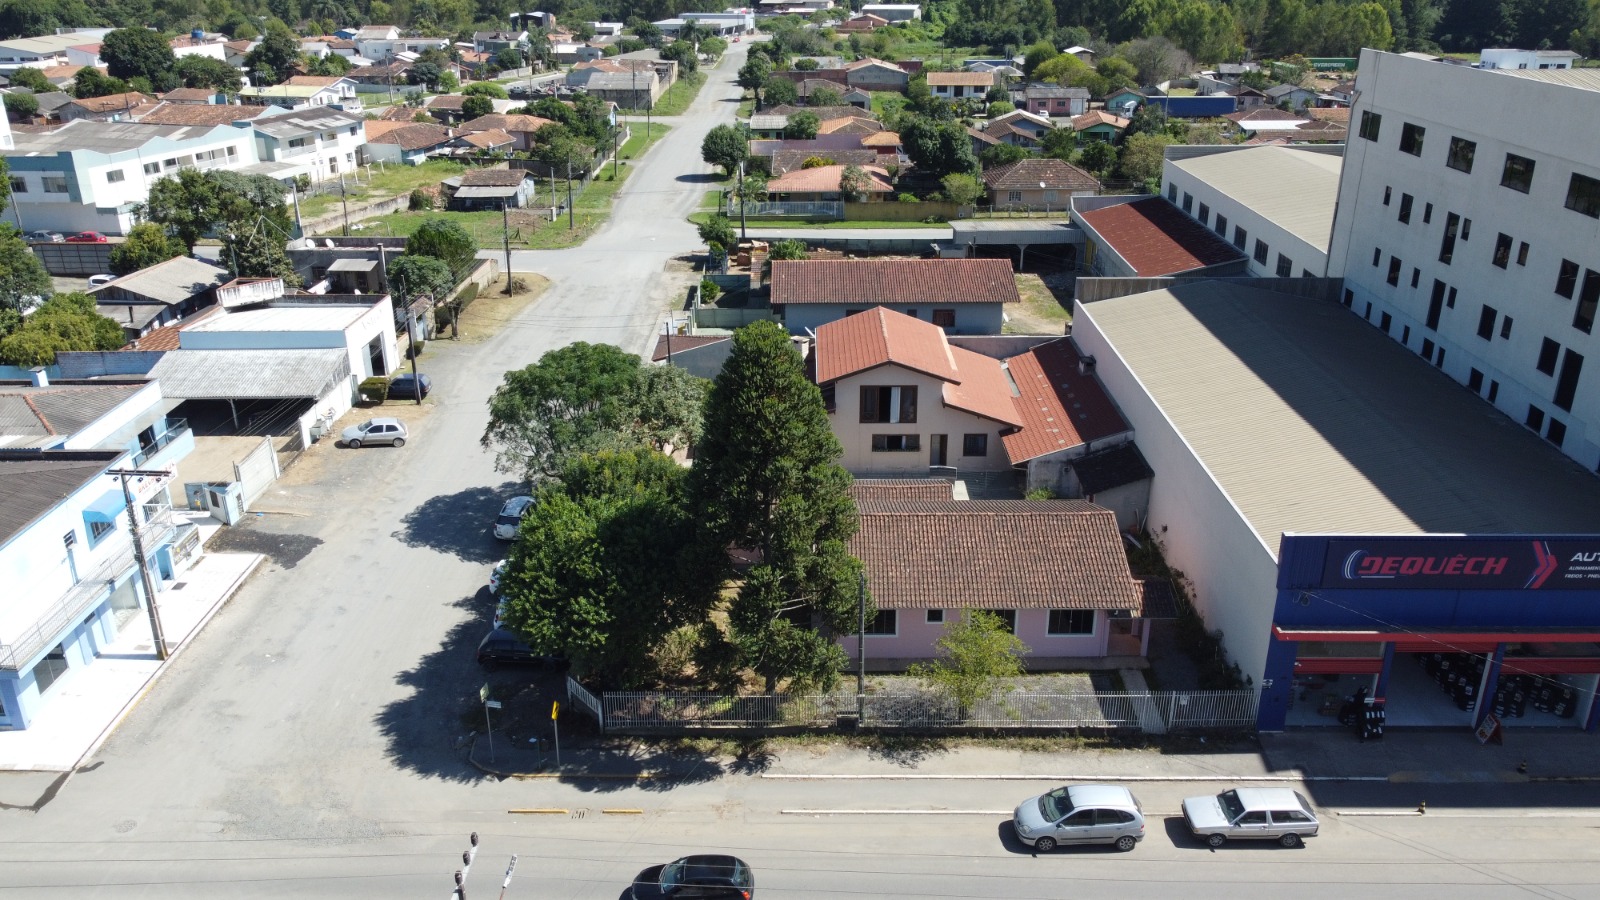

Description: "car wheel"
1032 837 1056 852
348 439 362 449
1206 834 1226 848
1278 833 1302 848
1114 835 1137 852
392 437 405 447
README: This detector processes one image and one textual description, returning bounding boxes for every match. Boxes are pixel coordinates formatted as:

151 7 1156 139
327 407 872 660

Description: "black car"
389 372 432 400
475 628 569 670
632 855 754 900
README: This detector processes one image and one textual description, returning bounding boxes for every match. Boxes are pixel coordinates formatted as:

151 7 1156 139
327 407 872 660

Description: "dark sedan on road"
632 855 754 900
475 629 568 671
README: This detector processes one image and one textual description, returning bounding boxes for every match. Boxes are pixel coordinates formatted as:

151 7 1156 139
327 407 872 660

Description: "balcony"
0 504 178 671
131 419 191 469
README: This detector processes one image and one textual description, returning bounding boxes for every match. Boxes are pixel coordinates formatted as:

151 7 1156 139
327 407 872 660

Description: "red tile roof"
849 499 1142 610
983 157 1100 192
772 258 1021 307
455 128 515 148
945 345 1025 426
813 306 959 384
652 334 729 361
459 113 554 134
1075 198 1244 276
460 167 529 186
1071 110 1129 131
1001 338 1128 464
766 163 893 195
159 87 217 102
848 478 955 502
65 92 151 114
137 102 264 126
369 122 456 151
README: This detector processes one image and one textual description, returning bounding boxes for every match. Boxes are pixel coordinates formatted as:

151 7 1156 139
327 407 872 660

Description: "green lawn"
699 189 725 212
298 159 467 220
870 91 907 122
619 71 707 116
348 126 674 250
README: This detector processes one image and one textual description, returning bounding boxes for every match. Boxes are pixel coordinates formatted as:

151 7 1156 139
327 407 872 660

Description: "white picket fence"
565 681 1258 734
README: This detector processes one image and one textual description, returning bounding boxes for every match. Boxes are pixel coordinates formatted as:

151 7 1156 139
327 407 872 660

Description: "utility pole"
856 571 866 719
405 298 424 405
737 158 748 242
109 468 168 661
611 124 619 179
501 200 513 296
338 175 350 236
565 158 574 229
289 185 303 237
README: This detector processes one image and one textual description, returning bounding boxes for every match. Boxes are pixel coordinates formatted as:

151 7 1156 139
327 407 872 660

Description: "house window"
143 162 160 175
1555 350 1585 411
962 433 988 457
1047 609 1095 635
1253 239 1268 265
1387 256 1401 286
1399 122 1425 156
1439 212 1459 263
1213 213 1227 236
871 434 920 452
1181 192 1192 213
1426 280 1446 330
1477 304 1497 340
42 176 68 193
988 609 1017 633
87 518 114 542
1501 153 1535 193
1564 173 1600 218
1401 325 1411 344
926 609 944 624
1197 202 1209 225
1547 418 1567 447
1398 193 1413 223
1411 267 1420 288
1232 225 1246 250
1557 259 1580 298
1423 202 1433 223
1493 233 1512 268
1380 312 1392 333
1516 242 1529 266
1358 110 1381 141
1468 368 1484 392
931 309 955 328
1007 190 1022 202
105 169 125 183
1276 254 1292 277
863 609 897 635
1166 183 1177 202
1372 247 1382 267
1445 137 1476 173
226 145 237 157
1382 185 1391 206
1500 315 1513 338
1527 405 1546 431
1488 379 1499 402
8 176 23 193
1539 338 1561 375
1422 337 1435 359
860 385 917 423
1575 269 1600 334
1447 286 1457 308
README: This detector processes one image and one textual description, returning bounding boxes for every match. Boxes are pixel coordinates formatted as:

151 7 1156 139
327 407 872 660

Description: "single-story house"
1071 110 1129 143
836 14 889 32
770 148 880 176
59 91 152 123
1102 88 1146 116
927 70 995 100
983 158 1100 210
89 256 230 340
843 57 911 92
1012 83 1090 118
1062 45 1096 63
765 164 893 202
450 128 516 154
445 167 538 210
845 494 1163 670
771 257 1019 335
457 113 554 151
980 108 1055 147
363 122 457 165
1264 83 1318 110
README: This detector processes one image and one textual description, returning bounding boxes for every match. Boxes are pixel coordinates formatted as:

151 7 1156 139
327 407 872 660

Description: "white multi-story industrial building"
1327 49 1600 472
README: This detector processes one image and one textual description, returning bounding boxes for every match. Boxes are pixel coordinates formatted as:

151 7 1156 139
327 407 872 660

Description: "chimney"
27 367 48 386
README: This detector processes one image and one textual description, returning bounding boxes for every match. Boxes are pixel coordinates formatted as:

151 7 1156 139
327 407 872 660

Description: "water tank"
191 28 205 43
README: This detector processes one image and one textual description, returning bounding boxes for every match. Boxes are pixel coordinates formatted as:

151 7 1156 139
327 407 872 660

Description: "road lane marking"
781 809 1011 816
508 808 569 814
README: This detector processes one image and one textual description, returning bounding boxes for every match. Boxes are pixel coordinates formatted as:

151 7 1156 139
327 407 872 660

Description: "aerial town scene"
1 0 1599 896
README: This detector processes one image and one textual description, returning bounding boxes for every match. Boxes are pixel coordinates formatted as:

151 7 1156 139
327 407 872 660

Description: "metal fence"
566 677 603 725
584 689 1258 734
732 200 843 218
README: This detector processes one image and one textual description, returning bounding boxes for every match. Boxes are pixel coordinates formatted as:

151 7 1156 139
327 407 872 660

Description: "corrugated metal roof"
1498 68 1600 92
1079 282 1600 550
89 256 228 306
0 451 124 548
149 349 350 400
1169 147 1341 252
0 383 148 447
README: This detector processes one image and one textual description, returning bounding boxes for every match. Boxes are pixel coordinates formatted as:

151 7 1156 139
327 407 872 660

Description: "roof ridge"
21 395 56 435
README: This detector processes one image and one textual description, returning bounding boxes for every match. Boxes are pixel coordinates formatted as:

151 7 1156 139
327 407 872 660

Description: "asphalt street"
3 43 1600 899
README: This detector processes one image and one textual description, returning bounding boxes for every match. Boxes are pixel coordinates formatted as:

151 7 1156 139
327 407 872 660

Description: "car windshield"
1039 788 1070 821
496 514 520 527
1218 790 1246 821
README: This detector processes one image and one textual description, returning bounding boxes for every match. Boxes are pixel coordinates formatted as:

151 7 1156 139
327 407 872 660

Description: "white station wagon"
1182 787 1320 848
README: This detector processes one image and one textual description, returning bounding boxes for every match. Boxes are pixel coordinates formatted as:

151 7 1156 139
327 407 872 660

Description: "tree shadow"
860 733 950 768
675 173 726 183
995 820 1033 855
392 481 522 563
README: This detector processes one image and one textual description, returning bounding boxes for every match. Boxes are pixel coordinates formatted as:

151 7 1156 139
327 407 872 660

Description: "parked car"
340 417 408 448
493 495 535 540
632 855 754 900
489 559 506 595
475 628 568 670
1012 784 1145 852
65 231 108 243
388 372 432 400
25 230 64 243
1182 788 1320 848
87 273 117 287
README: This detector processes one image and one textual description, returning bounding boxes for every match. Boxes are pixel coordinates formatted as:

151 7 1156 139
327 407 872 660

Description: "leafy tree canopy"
760 75 798 107
404 217 477 279
0 292 126 366
701 123 748 176
387 254 455 307
8 66 50 92
175 55 243 93
109 223 185 276
72 67 131 99
101 27 178 92
908 610 1028 712
463 81 509 99
784 110 819 140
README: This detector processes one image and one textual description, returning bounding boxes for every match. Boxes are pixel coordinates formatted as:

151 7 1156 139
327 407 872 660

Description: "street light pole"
738 159 748 243
856 571 866 718
109 468 169 661
405 294 425 406
501 200 512 296
338 175 350 236
565 158 573 229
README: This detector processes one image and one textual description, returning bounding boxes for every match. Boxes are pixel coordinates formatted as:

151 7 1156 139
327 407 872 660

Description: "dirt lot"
451 273 551 343
1006 272 1075 335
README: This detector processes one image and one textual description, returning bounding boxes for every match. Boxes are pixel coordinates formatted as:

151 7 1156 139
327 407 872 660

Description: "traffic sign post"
498 854 518 900
551 701 561 769
484 695 502 763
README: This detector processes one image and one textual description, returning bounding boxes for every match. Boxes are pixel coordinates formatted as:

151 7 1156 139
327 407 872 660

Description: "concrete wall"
829 364 1014 475
784 302 1004 336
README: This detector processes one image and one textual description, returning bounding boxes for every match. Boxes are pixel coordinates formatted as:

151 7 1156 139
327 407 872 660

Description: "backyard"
619 70 708 117
1004 272 1074 335
297 159 467 221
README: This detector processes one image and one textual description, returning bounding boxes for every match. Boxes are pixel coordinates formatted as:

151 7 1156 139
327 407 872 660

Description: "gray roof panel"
148 349 350 400
1169 147 1341 253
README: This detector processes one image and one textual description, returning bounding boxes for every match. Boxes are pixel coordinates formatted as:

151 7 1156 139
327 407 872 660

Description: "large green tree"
403 217 477 279
701 123 749 177
482 341 707 482
109 223 185 276
243 19 301 86
686 321 864 692
901 116 980 180
499 449 709 686
139 168 292 252
0 292 126 365
101 28 179 93
72 67 131 99
386 254 454 306
175 55 243 93
784 110 819 140
7 66 50 92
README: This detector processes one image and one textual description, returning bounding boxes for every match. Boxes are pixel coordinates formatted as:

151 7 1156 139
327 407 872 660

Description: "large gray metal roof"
1079 281 1600 551
0 451 124 549
148 349 350 400
1167 147 1341 252
8 120 231 155
0 382 150 449
252 106 364 139
90 256 229 306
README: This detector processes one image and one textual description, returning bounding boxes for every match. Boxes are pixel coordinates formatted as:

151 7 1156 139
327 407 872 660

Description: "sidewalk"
0 513 262 772
466 728 1600 785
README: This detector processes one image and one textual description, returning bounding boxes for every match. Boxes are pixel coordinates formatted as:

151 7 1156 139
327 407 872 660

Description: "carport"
148 348 352 444
947 220 1085 272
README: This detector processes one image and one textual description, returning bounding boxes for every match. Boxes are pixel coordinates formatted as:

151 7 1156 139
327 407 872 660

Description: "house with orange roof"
771 257 1019 335
765 164 893 203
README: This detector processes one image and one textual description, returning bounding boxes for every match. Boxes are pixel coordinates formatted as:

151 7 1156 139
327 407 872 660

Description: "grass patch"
348 125 673 250
619 71 707 117
699 189 725 211
736 91 756 118
871 90 907 122
1005 273 1072 335
298 159 466 220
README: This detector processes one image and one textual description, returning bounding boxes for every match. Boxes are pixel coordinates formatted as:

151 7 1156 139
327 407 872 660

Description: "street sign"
551 701 560 720
486 700 502 710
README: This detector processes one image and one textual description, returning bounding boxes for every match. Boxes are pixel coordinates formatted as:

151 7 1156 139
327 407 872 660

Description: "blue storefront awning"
82 489 127 524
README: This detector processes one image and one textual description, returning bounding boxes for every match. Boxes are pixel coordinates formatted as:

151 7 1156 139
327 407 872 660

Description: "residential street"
3 43 1600 900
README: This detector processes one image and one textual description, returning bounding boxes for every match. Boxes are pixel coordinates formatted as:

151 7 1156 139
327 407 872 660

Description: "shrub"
408 188 434 211
699 278 721 303
1025 487 1055 500
407 339 426 358
897 192 920 202
358 376 390 403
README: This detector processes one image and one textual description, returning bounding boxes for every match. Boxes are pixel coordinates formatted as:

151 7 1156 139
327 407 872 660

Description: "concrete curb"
465 738 660 781
760 773 1391 783
68 553 264 774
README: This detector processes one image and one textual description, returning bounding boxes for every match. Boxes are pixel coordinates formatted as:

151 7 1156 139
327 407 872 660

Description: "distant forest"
3 0 1596 60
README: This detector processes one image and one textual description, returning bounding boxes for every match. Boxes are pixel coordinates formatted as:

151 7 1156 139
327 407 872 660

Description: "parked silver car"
1012 784 1145 852
493 495 535 540
340 417 408 448
1182 787 1320 848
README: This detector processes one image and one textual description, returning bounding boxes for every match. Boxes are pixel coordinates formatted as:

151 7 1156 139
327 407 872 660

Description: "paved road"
6 45 1600 899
